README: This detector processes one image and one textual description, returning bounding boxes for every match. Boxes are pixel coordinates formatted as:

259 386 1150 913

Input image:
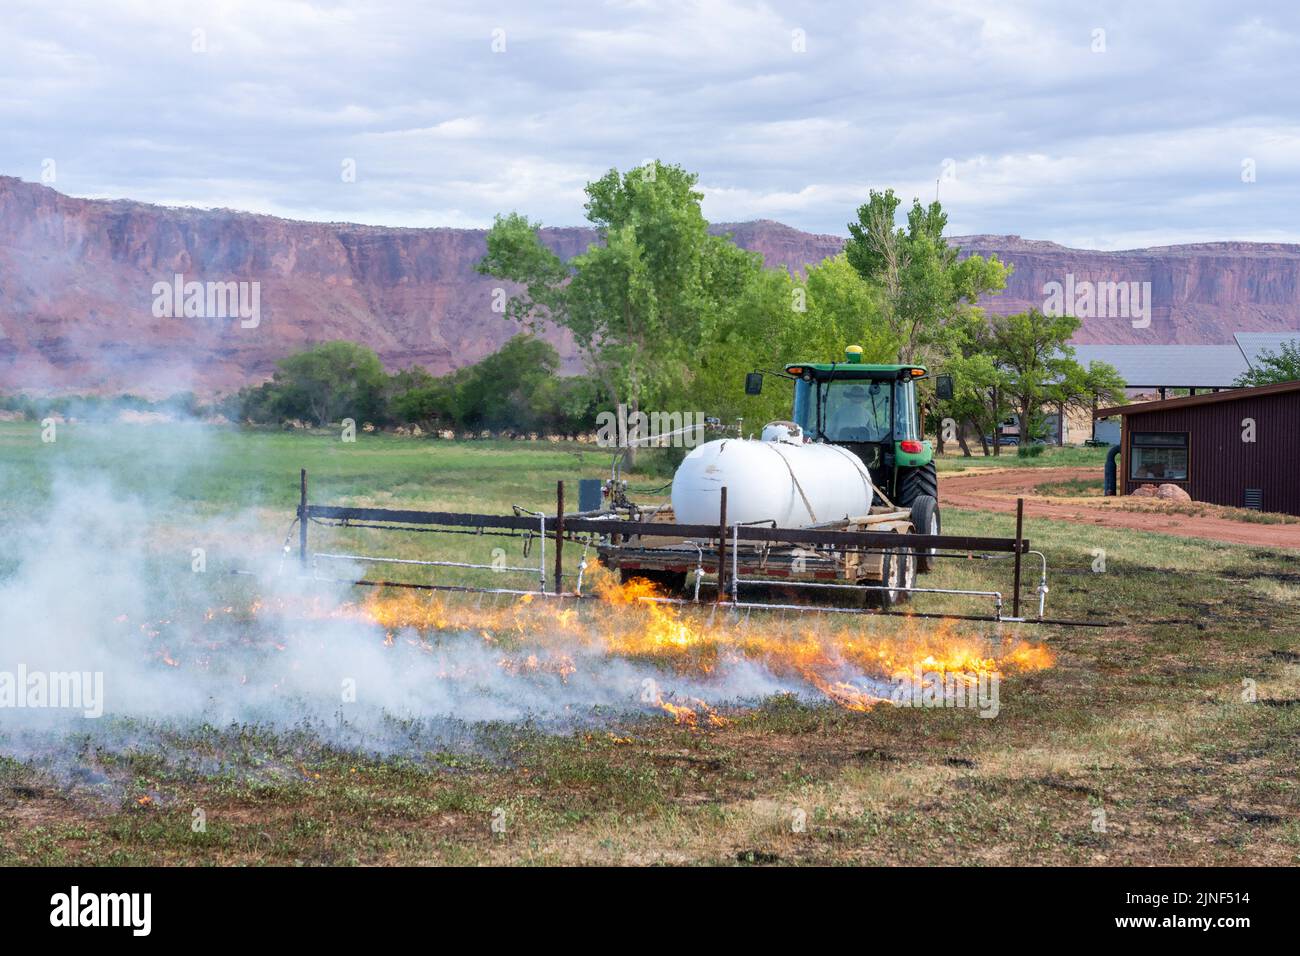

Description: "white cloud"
2 0 1298 244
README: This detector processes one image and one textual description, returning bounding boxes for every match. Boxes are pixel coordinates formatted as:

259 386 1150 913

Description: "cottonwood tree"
387 335 600 435
983 308 1124 446
942 350 1012 456
271 341 387 426
844 189 1010 366
478 162 757 461
687 254 893 432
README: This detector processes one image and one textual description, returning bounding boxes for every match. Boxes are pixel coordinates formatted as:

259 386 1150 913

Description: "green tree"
942 351 1012 456
1062 359 1128 436
844 190 1010 365
983 309 1124 448
457 334 562 433
390 374 464 429
687 265 796 431
685 254 899 435
1234 339 1300 386
798 254 893 362
478 162 764 457
270 341 387 425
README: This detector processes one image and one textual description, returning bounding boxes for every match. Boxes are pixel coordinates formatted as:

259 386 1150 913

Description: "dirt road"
941 466 1300 549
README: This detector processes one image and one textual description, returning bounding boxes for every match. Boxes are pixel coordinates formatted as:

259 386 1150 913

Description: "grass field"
1 422 1297 865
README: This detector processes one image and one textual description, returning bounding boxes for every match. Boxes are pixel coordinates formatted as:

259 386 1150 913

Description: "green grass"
935 444 1109 473
0 422 614 513
1 421 1297 866
1034 476 1103 497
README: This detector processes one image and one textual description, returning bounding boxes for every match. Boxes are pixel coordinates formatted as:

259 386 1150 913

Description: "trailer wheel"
894 545 916 600
908 494 940 573
866 552 893 609
869 546 914 609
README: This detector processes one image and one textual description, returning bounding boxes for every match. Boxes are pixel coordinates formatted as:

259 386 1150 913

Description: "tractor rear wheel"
896 461 939 506
896 463 940 573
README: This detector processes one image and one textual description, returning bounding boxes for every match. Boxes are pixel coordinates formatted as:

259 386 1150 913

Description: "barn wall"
1120 391 1300 514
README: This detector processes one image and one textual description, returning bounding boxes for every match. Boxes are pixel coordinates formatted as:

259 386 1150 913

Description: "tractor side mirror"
935 374 954 401
744 372 764 396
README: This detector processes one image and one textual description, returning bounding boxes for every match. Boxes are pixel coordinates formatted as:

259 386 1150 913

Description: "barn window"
1130 431 1189 481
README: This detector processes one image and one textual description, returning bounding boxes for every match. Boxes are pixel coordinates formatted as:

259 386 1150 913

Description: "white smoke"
0 423 887 773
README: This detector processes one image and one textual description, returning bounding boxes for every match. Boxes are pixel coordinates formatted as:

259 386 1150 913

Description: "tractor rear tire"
907 494 940 573
896 461 939 506
897 463 940 574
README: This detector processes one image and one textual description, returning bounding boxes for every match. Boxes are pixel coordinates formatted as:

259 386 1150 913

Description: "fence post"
299 468 308 569
555 480 565 594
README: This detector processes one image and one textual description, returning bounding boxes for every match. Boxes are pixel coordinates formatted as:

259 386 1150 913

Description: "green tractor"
746 345 951 572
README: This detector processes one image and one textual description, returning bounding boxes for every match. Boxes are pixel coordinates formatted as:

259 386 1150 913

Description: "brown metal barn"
1095 380 1300 515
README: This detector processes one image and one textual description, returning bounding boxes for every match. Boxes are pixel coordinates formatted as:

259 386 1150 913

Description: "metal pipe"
1028 550 1049 619
1012 498 1024 619
300 504 1028 553
312 552 537 573
729 576 1002 601
306 575 596 599
274 577 1105 626
511 508 549 593
732 524 740 603
1103 443 1121 496
574 536 593 597
716 486 728 605
537 513 546 593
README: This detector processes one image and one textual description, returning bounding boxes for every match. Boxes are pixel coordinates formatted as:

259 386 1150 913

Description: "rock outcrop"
1 176 1297 395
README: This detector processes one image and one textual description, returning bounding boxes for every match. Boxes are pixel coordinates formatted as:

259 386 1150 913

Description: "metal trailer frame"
290 469 1103 627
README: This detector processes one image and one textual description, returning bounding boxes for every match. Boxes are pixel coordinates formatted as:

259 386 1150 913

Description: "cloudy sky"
3 0 1297 248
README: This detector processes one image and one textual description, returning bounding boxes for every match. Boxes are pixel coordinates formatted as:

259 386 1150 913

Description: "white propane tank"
670 422 875 528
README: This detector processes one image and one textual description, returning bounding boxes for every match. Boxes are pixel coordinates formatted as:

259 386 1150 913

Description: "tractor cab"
781 347 936 492
744 344 948 565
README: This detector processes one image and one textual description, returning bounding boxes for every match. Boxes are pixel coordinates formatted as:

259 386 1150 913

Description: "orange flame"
348 569 1053 725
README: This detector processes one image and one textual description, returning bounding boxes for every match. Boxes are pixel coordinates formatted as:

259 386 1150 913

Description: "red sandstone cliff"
1 177 1296 395
954 234 1300 344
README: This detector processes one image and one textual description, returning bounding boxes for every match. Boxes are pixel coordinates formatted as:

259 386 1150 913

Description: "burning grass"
67 564 1050 741
3 426 1295 866
344 569 1054 726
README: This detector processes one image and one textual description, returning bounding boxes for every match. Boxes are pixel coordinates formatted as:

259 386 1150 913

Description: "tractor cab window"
822 379 892 443
895 380 919 442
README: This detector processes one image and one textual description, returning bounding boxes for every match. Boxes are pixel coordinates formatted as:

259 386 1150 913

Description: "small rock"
1156 483 1191 502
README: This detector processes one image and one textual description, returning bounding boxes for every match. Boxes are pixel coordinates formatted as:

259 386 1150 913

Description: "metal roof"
1234 332 1300 367
1095 378 1300 418
1071 344 1249 388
